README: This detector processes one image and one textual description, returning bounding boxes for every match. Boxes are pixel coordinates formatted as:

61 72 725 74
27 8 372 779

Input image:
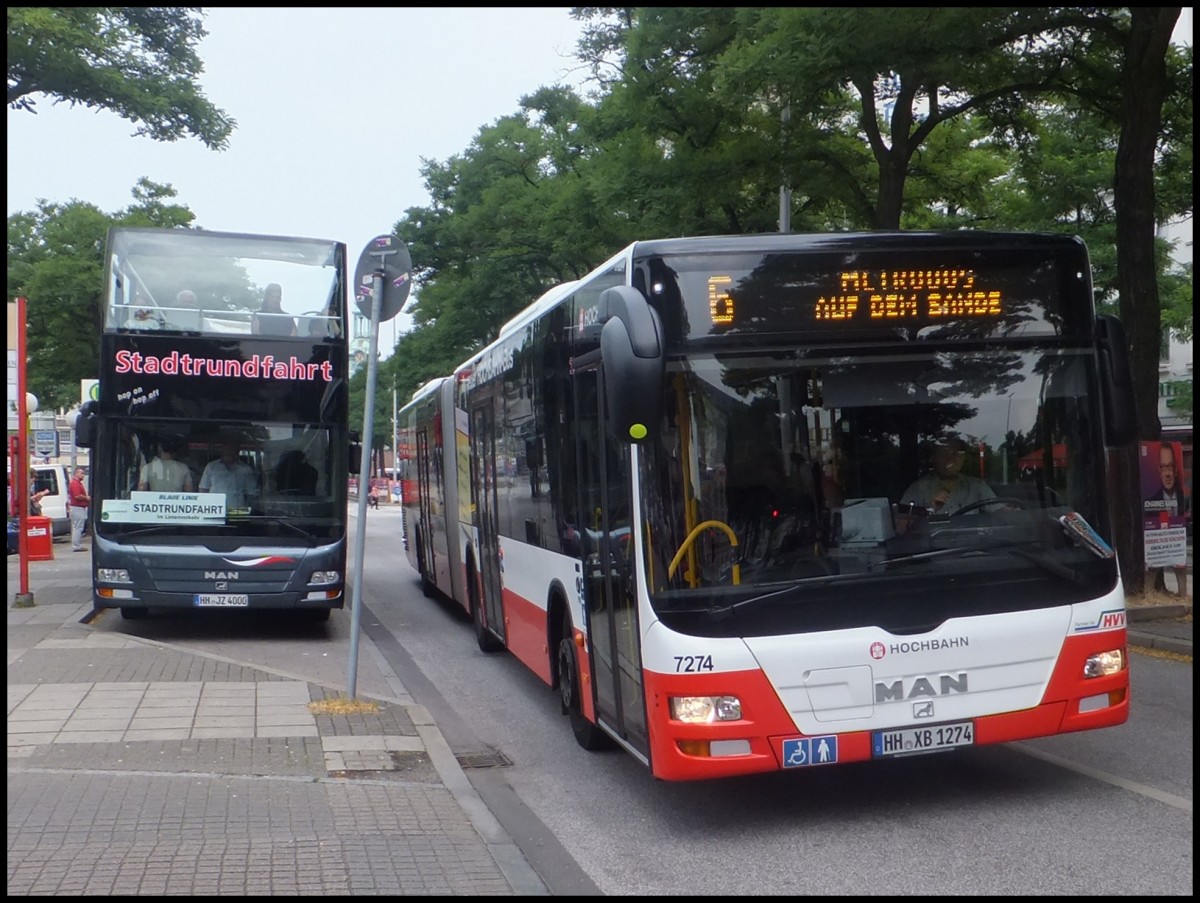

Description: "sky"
6 7 589 346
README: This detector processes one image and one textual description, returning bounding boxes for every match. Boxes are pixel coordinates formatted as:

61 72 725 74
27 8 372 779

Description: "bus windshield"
95 419 341 541
639 346 1115 637
104 228 343 338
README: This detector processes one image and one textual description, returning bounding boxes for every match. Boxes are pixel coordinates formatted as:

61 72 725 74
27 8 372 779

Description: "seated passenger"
900 434 996 516
252 283 296 336
138 438 195 492
275 450 318 494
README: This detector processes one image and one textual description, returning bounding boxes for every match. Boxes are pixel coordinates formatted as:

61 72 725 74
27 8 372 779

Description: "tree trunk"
1111 7 1180 594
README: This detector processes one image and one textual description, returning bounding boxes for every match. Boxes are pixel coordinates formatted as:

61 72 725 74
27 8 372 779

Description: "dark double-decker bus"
75 227 354 620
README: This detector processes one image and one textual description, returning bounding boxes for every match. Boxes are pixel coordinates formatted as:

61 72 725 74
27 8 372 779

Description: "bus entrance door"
415 429 437 587
576 365 649 755
470 403 505 643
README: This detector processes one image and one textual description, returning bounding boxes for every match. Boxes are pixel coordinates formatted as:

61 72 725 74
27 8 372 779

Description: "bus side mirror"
349 431 362 475
598 286 665 443
75 401 98 449
1096 314 1136 446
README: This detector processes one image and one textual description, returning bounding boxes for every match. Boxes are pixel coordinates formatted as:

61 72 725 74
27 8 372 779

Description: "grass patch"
309 697 381 715
1126 587 1191 610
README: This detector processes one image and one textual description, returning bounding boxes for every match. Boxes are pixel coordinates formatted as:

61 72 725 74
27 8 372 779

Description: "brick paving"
7 544 546 896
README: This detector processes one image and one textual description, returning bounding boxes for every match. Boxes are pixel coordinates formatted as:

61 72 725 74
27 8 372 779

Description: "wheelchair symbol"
784 739 808 767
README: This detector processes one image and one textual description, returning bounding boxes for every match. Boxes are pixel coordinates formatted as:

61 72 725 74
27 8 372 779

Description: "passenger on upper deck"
127 293 165 329
252 283 296 336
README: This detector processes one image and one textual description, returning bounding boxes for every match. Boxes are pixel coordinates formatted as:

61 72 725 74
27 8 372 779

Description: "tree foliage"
7 180 196 412
7 6 235 149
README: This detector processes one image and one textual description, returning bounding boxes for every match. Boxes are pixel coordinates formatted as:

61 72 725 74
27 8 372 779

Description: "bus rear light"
1082 648 1125 678
96 568 132 583
670 695 742 723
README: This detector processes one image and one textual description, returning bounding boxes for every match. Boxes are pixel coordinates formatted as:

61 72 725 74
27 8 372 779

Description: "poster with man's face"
1140 440 1188 568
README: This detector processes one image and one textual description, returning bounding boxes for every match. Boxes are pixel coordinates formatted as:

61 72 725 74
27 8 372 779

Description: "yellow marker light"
629 423 647 440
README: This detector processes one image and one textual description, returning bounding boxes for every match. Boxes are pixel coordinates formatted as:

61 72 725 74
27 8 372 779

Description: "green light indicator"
629 423 647 440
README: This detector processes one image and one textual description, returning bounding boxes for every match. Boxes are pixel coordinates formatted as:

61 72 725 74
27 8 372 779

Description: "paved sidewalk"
7 539 547 896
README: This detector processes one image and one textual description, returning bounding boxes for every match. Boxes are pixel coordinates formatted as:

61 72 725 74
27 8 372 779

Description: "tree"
7 7 235 149
7 179 196 412
1050 7 1185 593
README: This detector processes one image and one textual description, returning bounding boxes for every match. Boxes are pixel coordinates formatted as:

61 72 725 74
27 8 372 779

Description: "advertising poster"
1140 440 1188 570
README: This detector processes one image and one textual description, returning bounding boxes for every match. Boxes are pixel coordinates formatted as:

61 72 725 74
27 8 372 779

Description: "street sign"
353 234 412 322
34 430 58 458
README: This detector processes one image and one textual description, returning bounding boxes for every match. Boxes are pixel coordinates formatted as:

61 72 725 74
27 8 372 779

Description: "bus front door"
470 403 505 642
575 365 649 756
415 428 436 583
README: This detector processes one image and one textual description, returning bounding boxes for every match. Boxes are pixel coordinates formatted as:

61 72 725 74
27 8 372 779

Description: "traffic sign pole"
346 236 412 699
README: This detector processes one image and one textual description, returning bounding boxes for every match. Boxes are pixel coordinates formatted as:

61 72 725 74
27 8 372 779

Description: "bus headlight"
1083 648 1125 678
670 695 742 723
308 570 340 586
96 568 132 584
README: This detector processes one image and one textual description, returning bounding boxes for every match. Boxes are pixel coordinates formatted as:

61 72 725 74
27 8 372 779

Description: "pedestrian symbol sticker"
782 735 838 767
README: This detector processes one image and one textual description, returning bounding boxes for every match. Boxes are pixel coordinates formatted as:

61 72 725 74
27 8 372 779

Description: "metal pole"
779 104 791 234
14 296 34 607
346 269 386 699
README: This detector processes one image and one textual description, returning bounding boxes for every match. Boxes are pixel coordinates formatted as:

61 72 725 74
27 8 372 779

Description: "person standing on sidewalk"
68 467 91 551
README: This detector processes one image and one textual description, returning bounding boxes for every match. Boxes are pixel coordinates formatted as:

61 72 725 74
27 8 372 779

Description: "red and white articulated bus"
398 231 1136 781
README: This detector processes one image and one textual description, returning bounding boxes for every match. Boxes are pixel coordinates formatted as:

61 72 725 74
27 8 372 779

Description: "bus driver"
199 439 259 509
900 435 996 516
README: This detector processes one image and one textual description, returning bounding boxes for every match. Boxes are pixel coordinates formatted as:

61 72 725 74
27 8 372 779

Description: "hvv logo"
1074 609 1126 632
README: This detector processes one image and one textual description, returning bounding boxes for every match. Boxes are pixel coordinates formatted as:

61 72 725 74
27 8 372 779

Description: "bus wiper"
255 516 320 544
709 572 849 621
117 523 236 540
875 541 1085 583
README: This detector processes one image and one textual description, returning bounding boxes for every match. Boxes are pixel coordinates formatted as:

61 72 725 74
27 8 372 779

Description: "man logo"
913 701 935 718
875 672 968 703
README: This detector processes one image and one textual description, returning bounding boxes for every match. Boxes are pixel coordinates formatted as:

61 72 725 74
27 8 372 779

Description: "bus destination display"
708 267 1007 329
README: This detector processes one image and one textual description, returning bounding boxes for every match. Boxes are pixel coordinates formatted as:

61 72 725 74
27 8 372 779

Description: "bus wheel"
558 617 612 751
121 606 148 620
469 570 503 653
307 608 331 622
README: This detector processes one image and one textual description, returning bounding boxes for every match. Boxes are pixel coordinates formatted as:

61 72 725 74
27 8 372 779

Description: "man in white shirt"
199 439 258 509
138 438 195 492
901 435 996 515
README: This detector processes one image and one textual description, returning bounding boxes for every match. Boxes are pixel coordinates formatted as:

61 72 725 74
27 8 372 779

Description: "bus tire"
120 606 149 620
415 533 435 598
558 615 612 751
468 567 503 653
